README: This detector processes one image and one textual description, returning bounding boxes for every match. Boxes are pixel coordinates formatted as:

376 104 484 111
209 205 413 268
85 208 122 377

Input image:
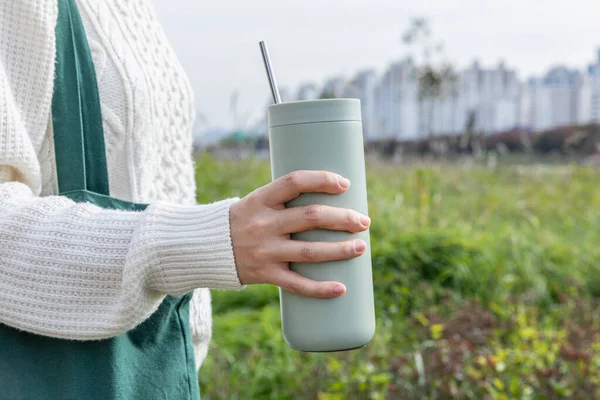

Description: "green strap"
52 0 110 196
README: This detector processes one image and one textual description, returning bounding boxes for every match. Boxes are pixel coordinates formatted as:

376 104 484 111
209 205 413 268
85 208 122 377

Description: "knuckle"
252 216 271 232
284 171 301 187
253 246 270 262
245 192 263 208
346 209 355 225
324 171 337 187
273 213 285 231
342 242 353 257
288 280 306 294
304 204 322 222
300 245 318 261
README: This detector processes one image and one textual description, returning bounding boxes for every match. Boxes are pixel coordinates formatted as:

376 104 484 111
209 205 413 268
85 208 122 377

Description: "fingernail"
337 175 350 189
360 215 371 227
332 284 346 295
354 240 366 253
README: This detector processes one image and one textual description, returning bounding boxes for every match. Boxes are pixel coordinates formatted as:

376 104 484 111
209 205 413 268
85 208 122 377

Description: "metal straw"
259 41 282 104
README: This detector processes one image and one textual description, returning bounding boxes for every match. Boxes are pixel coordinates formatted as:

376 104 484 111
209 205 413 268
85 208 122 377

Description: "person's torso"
34 0 212 369
39 0 198 207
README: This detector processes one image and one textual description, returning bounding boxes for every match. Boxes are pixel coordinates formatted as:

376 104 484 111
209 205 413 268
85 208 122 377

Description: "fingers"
268 239 367 263
231 169 369 299
269 268 347 299
260 171 350 207
276 204 370 234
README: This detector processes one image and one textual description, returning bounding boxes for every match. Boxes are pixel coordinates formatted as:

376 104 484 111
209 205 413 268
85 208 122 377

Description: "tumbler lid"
267 98 362 128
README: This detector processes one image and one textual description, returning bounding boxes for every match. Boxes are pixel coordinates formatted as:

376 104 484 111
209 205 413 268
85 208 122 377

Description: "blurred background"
154 1 600 398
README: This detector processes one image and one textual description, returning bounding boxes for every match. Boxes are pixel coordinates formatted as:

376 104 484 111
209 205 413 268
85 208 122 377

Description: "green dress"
0 0 201 398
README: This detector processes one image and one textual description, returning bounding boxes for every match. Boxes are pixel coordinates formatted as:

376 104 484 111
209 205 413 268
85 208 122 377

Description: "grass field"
194 154 600 400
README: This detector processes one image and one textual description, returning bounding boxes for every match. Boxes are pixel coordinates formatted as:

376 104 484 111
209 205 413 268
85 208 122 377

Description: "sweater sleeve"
0 173 243 340
0 7 243 339
0 2 244 341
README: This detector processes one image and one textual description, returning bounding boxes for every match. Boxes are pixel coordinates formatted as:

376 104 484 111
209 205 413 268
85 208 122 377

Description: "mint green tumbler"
267 98 376 352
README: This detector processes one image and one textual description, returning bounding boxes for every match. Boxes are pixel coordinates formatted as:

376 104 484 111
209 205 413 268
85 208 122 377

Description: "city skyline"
153 0 600 130
241 47 600 143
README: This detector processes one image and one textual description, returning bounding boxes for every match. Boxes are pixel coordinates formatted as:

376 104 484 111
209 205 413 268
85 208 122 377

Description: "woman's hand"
229 170 370 299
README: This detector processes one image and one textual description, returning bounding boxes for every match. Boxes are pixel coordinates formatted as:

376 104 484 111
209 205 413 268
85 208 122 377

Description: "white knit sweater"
0 0 242 369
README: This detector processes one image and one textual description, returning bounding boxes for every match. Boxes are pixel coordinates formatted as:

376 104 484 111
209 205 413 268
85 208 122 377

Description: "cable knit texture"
0 0 241 370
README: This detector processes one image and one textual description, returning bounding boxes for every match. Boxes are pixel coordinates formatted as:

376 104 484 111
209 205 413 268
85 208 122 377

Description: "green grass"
194 154 600 400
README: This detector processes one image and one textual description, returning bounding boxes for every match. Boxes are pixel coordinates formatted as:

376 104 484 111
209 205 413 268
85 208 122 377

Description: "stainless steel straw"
259 41 282 104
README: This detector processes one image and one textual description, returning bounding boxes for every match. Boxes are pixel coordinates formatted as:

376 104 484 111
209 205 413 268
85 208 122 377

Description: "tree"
459 110 477 152
402 18 456 146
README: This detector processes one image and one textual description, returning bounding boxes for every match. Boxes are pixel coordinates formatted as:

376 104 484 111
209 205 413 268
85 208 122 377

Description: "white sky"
152 0 600 130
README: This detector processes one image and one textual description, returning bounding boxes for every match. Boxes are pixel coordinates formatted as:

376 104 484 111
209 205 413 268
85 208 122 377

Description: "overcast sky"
152 0 600 130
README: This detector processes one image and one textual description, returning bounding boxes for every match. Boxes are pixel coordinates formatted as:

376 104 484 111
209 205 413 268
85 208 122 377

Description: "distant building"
579 73 594 124
542 67 582 128
278 87 293 103
518 80 535 130
423 79 466 136
322 76 346 98
296 84 319 101
375 59 419 140
344 69 378 140
579 49 600 124
454 61 520 134
280 48 600 140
